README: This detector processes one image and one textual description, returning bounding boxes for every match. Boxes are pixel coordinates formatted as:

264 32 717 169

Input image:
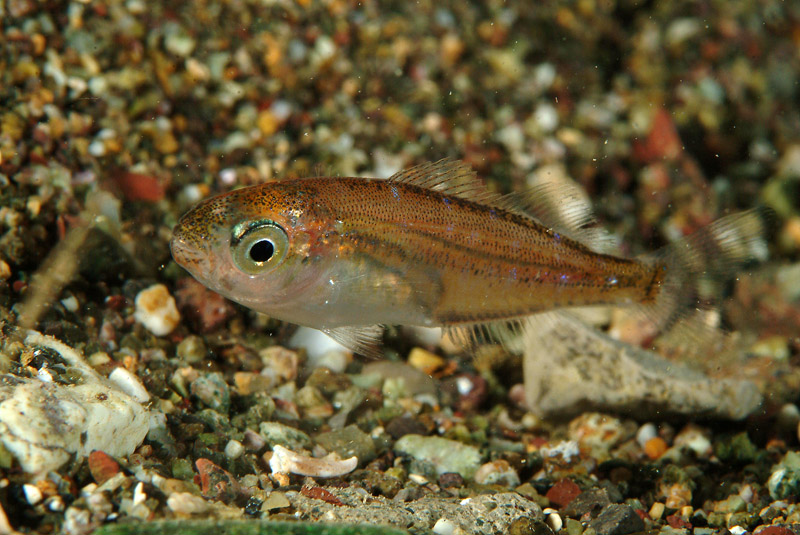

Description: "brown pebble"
546 479 582 509
300 485 345 506
757 528 795 535
644 437 668 460
88 450 120 485
386 416 430 439
194 458 240 503
438 472 465 488
666 515 692 529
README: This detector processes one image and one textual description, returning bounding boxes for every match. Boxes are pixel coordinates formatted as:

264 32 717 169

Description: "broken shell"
268 445 357 478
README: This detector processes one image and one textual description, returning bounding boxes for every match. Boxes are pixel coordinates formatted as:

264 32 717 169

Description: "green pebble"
767 451 800 500
315 425 376 464
714 432 758 464
566 518 584 535
259 421 312 450
394 434 481 479
171 458 194 481
176 335 207 364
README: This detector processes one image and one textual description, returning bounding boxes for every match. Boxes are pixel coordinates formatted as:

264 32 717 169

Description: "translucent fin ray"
637 207 772 336
322 325 384 359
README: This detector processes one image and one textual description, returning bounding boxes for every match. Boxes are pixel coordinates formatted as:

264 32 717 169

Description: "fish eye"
231 221 289 275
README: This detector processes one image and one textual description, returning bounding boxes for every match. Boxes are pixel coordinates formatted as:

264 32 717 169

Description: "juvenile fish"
170 160 767 354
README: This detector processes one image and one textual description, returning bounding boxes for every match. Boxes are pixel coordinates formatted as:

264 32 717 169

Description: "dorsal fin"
388 159 504 205
495 180 618 253
390 159 616 253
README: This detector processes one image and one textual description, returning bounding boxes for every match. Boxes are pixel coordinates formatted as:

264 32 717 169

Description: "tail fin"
641 208 773 338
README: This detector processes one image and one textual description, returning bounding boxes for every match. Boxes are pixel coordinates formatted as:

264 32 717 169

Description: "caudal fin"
642 208 773 337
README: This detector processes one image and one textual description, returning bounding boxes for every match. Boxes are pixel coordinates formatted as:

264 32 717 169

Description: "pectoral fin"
322 325 384 359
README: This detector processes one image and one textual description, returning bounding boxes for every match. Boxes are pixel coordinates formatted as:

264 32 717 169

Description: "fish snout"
170 229 211 273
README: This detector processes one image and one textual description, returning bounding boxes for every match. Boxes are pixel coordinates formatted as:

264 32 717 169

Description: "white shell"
269 445 357 478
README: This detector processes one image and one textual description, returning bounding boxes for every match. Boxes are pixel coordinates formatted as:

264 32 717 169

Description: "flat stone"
562 488 612 519
394 434 481 479
587 504 645 535
289 488 542 535
522 313 762 420
0 331 149 476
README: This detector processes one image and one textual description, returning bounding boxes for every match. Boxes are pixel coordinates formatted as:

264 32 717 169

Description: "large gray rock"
522 313 762 420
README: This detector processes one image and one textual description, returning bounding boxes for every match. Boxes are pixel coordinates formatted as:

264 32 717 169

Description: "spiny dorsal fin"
388 159 504 205
390 159 616 253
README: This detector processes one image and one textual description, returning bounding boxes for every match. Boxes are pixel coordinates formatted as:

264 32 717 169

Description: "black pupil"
248 239 274 263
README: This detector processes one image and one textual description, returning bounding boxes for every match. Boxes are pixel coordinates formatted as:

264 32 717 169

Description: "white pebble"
224 440 244 459
545 510 563 532
312 350 350 374
408 473 428 485
219 168 237 185
729 526 746 535
60 295 79 312
109 367 150 403
132 482 146 507
535 103 559 132
46 496 65 512
23 483 43 505
166 492 210 515
289 326 348 359
433 518 458 535
636 422 658 447
134 284 180 336
88 140 106 157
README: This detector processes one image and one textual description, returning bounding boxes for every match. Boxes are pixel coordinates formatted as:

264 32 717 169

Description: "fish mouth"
170 231 212 274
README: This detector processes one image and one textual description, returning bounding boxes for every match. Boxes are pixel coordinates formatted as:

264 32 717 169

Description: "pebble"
563 488 612 519
258 421 312 450
545 509 564 532
0 331 149 474
394 435 481 479
189 372 230 413
224 440 244 460
88 450 120 485
175 335 207 364
433 518 460 535
361 361 438 398
133 284 181 336
289 326 348 359
673 424 713 458
260 491 290 512
648 502 665 520
108 367 150 403
643 437 668 460
232 371 274 396
588 504 645 535
314 425 376 464
767 451 800 500
166 492 211 515
636 423 658 447
473 460 520 487
23 483 43 505
408 347 446 375
545 479 582 509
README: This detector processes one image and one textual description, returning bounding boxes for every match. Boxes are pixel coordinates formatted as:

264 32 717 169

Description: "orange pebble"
644 437 668 459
